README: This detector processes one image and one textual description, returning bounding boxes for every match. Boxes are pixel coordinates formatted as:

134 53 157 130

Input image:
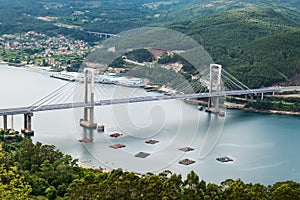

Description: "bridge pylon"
80 68 97 129
21 112 34 136
206 64 224 115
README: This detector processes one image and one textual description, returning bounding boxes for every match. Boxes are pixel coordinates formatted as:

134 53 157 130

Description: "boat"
216 156 233 162
135 152 150 158
179 147 194 152
50 72 76 81
145 139 159 144
179 158 195 165
110 133 123 138
109 143 126 149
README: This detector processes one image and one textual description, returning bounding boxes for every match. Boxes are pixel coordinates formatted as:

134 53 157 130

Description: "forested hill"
0 0 299 42
168 8 300 88
0 1 299 87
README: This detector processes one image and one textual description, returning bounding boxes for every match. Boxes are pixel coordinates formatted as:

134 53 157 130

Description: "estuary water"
0 64 299 185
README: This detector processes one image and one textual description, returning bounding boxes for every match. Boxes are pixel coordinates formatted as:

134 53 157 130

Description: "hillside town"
0 31 91 71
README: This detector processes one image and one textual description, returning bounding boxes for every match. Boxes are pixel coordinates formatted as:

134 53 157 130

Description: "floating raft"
110 133 123 138
216 156 233 162
179 147 194 152
145 139 159 144
79 138 93 143
109 143 126 149
135 152 150 158
179 158 196 165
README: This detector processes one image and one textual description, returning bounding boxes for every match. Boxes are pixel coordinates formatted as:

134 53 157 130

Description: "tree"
161 173 183 199
183 170 205 200
0 164 32 200
26 174 49 196
45 186 58 200
205 183 223 200
223 179 248 200
271 181 300 200
139 174 164 199
64 179 87 200
247 183 269 200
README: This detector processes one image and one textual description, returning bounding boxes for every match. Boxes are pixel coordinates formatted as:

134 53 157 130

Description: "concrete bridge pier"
11 115 14 130
3 115 7 131
80 107 96 129
2 115 14 131
246 94 254 102
21 113 34 136
245 94 254 102
79 128 94 143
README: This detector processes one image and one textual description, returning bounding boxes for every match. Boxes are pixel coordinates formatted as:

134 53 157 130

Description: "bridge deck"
86 31 118 37
0 87 289 116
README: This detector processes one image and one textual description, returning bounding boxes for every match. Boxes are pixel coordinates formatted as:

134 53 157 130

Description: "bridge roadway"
86 31 118 37
1 87 292 116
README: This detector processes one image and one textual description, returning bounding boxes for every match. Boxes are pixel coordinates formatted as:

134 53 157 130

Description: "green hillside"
168 8 300 88
0 1 299 87
237 31 300 87
0 0 299 41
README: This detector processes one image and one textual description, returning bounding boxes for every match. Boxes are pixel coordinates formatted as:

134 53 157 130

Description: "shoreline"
242 107 300 116
183 98 300 116
0 60 53 71
25 64 52 71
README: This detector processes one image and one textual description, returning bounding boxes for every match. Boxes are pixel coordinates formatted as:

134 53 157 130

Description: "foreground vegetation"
1 131 300 199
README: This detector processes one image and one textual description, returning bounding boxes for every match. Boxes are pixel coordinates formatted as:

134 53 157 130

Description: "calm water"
0 64 299 185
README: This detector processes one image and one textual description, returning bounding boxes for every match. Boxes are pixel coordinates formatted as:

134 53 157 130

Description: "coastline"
184 98 300 116
0 60 52 71
242 107 300 116
25 64 52 71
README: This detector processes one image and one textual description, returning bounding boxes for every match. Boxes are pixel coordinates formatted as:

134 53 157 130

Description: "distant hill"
0 0 299 39
0 1 299 87
168 8 300 88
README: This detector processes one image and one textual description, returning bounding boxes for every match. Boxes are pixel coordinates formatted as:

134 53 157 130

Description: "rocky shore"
184 98 300 116
242 107 300 116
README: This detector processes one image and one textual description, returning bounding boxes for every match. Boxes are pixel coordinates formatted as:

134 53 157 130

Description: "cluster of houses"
0 31 90 69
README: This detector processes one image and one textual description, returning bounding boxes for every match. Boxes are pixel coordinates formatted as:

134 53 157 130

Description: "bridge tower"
207 64 223 114
80 68 97 129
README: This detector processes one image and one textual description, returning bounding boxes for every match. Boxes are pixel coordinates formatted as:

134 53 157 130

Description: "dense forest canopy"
0 0 299 35
168 8 300 88
1 133 300 199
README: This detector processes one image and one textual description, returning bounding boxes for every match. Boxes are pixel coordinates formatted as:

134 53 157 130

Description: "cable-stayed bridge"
0 88 286 116
0 64 298 135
